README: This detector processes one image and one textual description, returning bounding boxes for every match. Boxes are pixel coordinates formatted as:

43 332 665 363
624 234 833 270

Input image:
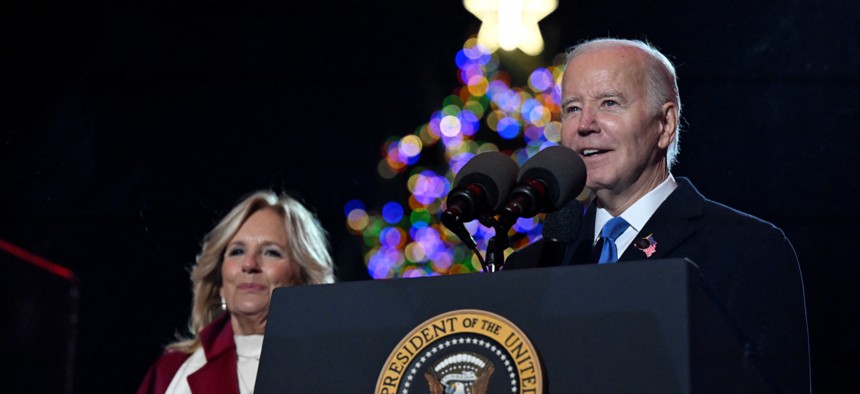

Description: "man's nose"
577 107 598 135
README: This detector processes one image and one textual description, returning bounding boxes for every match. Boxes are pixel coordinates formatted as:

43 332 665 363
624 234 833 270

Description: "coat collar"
187 312 239 394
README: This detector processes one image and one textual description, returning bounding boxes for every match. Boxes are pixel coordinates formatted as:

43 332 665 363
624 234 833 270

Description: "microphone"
499 145 586 228
538 199 584 267
441 151 518 249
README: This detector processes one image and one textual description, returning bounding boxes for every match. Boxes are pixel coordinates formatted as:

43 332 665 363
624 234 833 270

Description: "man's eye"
603 100 618 107
564 105 580 114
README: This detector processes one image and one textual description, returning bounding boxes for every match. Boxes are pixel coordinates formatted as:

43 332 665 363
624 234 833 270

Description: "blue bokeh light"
382 202 404 224
497 117 520 139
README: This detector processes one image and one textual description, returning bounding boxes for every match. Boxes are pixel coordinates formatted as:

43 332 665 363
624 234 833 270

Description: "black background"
3 0 859 392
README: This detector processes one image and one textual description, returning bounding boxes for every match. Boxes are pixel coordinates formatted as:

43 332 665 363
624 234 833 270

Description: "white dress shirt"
593 174 678 258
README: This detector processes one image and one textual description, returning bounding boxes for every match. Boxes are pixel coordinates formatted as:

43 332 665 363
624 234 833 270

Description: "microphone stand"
480 214 513 272
484 228 509 272
442 211 490 272
443 212 514 273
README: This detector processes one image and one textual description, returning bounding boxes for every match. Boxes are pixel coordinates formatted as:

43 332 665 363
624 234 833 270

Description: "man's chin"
585 178 612 193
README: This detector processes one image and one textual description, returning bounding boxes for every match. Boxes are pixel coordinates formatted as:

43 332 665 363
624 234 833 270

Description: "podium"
256 259 768 393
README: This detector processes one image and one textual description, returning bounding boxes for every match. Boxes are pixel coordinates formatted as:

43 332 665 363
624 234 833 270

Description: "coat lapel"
187 313 240 394
618 177 704 262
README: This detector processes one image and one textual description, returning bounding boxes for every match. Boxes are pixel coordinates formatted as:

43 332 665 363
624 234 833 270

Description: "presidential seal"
376 309 542 394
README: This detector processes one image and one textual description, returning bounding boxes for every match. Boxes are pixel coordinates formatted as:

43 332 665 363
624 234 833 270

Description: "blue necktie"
598 217 630 264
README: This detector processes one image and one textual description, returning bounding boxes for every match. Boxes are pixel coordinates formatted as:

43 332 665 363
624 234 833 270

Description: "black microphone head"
517 145 586 212
452 151 518 211
542 199 584 243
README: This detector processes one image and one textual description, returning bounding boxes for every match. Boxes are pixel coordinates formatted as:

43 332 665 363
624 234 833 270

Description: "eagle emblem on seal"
424 352 494 394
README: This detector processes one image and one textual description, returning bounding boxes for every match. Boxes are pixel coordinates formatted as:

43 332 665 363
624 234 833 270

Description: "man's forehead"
568 43 646 65
562 50 646 95
566 47 644 74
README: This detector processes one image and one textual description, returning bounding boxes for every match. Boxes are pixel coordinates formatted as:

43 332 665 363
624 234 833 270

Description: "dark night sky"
3 0 859 392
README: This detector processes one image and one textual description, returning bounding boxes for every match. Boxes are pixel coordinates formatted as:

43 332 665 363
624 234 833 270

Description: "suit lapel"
618 177 704 262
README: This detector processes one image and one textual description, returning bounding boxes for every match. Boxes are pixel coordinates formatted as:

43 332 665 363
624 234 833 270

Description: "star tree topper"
464 0 558 56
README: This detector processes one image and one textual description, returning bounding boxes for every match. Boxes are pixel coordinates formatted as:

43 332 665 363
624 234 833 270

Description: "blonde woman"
137 191 334 394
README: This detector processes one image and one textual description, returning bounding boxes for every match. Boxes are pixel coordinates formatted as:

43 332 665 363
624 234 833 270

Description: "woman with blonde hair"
137 191 334 394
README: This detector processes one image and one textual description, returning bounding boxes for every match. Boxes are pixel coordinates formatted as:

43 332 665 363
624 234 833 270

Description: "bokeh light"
496 117 520 139
528 68 554 92
382 202 404 224
346 209 369 233
440 115 462 137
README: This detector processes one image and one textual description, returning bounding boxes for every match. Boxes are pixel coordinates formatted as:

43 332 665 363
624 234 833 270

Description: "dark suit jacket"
137 312 240 394
505 177 810 393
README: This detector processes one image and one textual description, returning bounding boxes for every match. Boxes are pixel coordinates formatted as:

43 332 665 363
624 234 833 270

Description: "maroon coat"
137 313 239 394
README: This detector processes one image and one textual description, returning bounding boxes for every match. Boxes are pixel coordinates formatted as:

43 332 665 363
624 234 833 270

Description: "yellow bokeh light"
544 121 561 142
467 75 489 97
528 105 551 126
404 242 427 263
399 135 423 157
476 142 500 154
346 209 369 232
486 110 502 131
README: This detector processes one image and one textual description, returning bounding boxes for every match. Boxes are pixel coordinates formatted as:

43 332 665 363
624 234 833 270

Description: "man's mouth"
582 149 608 157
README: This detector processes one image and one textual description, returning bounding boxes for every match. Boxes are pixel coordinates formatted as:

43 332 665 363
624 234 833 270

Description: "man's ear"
657 102 678 149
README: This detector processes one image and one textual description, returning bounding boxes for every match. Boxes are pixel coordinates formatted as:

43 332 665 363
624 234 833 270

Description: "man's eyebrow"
596 91 625 100
561 91 626 106
561 97 580 106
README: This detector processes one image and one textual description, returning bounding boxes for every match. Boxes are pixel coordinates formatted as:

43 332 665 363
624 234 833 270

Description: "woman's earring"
220 296 227 311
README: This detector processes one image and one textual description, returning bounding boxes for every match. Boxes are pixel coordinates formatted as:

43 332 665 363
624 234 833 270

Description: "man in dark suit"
506 38 809 393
